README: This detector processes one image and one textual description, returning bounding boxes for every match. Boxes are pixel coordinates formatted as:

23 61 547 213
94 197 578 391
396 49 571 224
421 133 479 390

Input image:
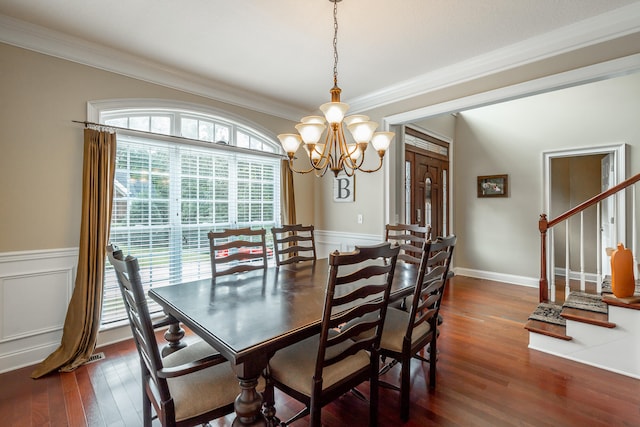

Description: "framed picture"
333 174 355 202
477 174 508 198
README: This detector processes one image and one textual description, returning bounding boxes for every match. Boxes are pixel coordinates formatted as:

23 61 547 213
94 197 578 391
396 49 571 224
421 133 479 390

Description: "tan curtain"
281 159 296 225
31 128 117 378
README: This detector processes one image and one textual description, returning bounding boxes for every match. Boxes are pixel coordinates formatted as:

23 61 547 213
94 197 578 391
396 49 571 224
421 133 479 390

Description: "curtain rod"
72 120 286 160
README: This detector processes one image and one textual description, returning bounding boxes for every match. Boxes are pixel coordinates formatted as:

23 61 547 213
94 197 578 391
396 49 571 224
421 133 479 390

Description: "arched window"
95 100 283 326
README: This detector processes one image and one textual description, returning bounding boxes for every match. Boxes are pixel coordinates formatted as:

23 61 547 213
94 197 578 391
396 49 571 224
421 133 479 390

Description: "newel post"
538 214 549 302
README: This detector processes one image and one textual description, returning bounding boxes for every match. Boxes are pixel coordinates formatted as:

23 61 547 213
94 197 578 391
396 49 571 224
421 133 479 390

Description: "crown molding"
348 2 640 113
385 53 640 125
3 3 640 121
0 14 304 122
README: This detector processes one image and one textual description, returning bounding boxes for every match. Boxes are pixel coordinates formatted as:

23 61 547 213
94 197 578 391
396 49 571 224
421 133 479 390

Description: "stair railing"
539 173 640 303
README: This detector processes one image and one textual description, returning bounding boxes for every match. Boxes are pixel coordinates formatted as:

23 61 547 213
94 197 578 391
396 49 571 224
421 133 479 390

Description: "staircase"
527 173 640 379
526 280 640 378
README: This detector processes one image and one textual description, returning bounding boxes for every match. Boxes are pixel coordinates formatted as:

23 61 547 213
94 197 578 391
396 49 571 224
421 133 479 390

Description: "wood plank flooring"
1 275 639 426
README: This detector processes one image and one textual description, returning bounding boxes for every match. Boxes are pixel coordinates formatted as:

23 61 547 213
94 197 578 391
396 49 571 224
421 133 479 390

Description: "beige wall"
0 42 310 252
2 40 640 278
453 72 640 279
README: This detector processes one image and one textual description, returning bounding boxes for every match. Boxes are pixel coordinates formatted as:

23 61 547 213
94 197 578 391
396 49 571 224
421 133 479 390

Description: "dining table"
148 257 418 426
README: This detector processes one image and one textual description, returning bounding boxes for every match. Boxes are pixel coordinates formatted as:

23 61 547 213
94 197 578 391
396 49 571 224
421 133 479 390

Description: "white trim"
349 3 640 112
552 267 599 284
0 14 303 121
87 98 284 154
542 143 627 217
406 125 453 145
0 247 78 264
385 54 640 125
3 3 640 120
314 230 384 259
452 267 538 288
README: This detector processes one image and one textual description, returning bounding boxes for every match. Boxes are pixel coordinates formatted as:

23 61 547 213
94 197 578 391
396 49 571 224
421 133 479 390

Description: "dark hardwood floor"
1 276 639 426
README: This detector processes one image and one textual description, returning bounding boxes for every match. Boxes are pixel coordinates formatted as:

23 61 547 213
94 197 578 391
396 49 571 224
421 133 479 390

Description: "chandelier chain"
276 0 393 177
332 0 339 86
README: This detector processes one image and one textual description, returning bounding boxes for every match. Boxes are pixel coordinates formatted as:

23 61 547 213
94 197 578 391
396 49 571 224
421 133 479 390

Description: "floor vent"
84 352 106 365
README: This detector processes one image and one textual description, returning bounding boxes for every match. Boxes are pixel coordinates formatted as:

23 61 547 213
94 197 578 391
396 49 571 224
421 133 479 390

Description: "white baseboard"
453 267 539 288
552 267 599 283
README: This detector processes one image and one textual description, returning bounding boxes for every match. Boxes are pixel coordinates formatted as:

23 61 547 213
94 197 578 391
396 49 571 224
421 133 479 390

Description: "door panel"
404 129 449 239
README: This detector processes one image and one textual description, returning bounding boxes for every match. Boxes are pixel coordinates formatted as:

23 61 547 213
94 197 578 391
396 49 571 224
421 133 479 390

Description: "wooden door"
404 128 449 238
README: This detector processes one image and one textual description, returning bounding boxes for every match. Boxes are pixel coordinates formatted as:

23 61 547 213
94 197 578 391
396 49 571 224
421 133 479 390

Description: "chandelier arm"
286 158 320 175
276 0 393 177
337 126 365 172
355 155 385 173
309 128 334 172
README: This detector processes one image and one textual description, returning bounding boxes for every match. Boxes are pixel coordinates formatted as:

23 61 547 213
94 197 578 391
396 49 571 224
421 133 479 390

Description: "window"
100 105 282 326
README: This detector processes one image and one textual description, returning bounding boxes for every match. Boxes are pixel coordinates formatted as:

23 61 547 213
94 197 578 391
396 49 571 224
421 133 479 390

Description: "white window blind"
101 110 281 325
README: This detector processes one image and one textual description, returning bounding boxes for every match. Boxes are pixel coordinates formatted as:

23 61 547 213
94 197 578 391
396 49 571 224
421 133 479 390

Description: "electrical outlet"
357 214 363 224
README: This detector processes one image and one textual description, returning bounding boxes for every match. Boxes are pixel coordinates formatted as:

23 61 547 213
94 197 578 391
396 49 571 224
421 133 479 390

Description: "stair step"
560 307 616 328
602 294 640 310
524 319 572 340
563 291 608 313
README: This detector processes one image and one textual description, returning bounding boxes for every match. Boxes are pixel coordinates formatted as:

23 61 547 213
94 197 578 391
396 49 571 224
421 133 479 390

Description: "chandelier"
277 0 394 177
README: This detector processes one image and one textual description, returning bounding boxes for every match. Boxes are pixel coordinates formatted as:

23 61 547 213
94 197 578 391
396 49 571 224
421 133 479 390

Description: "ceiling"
2 0 640 120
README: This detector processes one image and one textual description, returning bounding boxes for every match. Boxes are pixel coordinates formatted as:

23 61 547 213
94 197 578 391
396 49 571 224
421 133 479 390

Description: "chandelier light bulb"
343 115 369 126
347 120 378 144
277 133 302 155
295 122 326 145
371 132 395 152
275 0 393 176
320 102 349 124
300 115 326 124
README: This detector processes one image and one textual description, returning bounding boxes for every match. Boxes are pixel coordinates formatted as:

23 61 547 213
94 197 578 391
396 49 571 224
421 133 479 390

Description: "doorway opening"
544 144 627 288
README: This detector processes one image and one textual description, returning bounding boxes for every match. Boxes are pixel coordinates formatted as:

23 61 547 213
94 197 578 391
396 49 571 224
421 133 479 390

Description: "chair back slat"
406 235 456 342
208 227 268 277
385 223 431 265
272 224 317 266
315 242 400 375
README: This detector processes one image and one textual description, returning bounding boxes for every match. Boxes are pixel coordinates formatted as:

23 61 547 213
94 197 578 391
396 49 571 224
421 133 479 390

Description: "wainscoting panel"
314 230 384 259
0 248 77 373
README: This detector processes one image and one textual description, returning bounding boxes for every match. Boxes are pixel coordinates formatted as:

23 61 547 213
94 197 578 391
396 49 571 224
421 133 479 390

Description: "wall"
452 72 640 282
0 42 308 372
551 155 604 272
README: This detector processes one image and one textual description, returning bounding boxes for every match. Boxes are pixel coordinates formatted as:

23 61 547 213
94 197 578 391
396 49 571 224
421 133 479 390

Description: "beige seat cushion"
162 340 239 422
379 307 432 353
268 334 370 398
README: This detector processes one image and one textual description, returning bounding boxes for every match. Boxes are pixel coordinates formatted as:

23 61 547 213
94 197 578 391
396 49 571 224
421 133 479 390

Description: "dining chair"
208 227 268 277
385 223 431 265
264 242 401 427
377 235 456 422
106 244 240 427
271 224 317 266
386 223 430 311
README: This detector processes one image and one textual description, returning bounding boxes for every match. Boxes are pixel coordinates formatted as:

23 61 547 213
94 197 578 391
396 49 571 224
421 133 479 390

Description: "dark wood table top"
148 258 417 369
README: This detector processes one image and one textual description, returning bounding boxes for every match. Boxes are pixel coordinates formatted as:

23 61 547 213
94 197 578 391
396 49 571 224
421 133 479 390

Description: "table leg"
161 321 187 357
232 377 266 426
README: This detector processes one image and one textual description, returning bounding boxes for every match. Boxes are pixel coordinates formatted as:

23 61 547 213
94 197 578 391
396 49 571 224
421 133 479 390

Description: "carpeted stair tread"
563 291 608 314
600 277 640 295
528 302 565 326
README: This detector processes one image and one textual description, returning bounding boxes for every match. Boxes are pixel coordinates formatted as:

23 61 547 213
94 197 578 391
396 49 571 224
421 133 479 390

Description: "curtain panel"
31 128 116 378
